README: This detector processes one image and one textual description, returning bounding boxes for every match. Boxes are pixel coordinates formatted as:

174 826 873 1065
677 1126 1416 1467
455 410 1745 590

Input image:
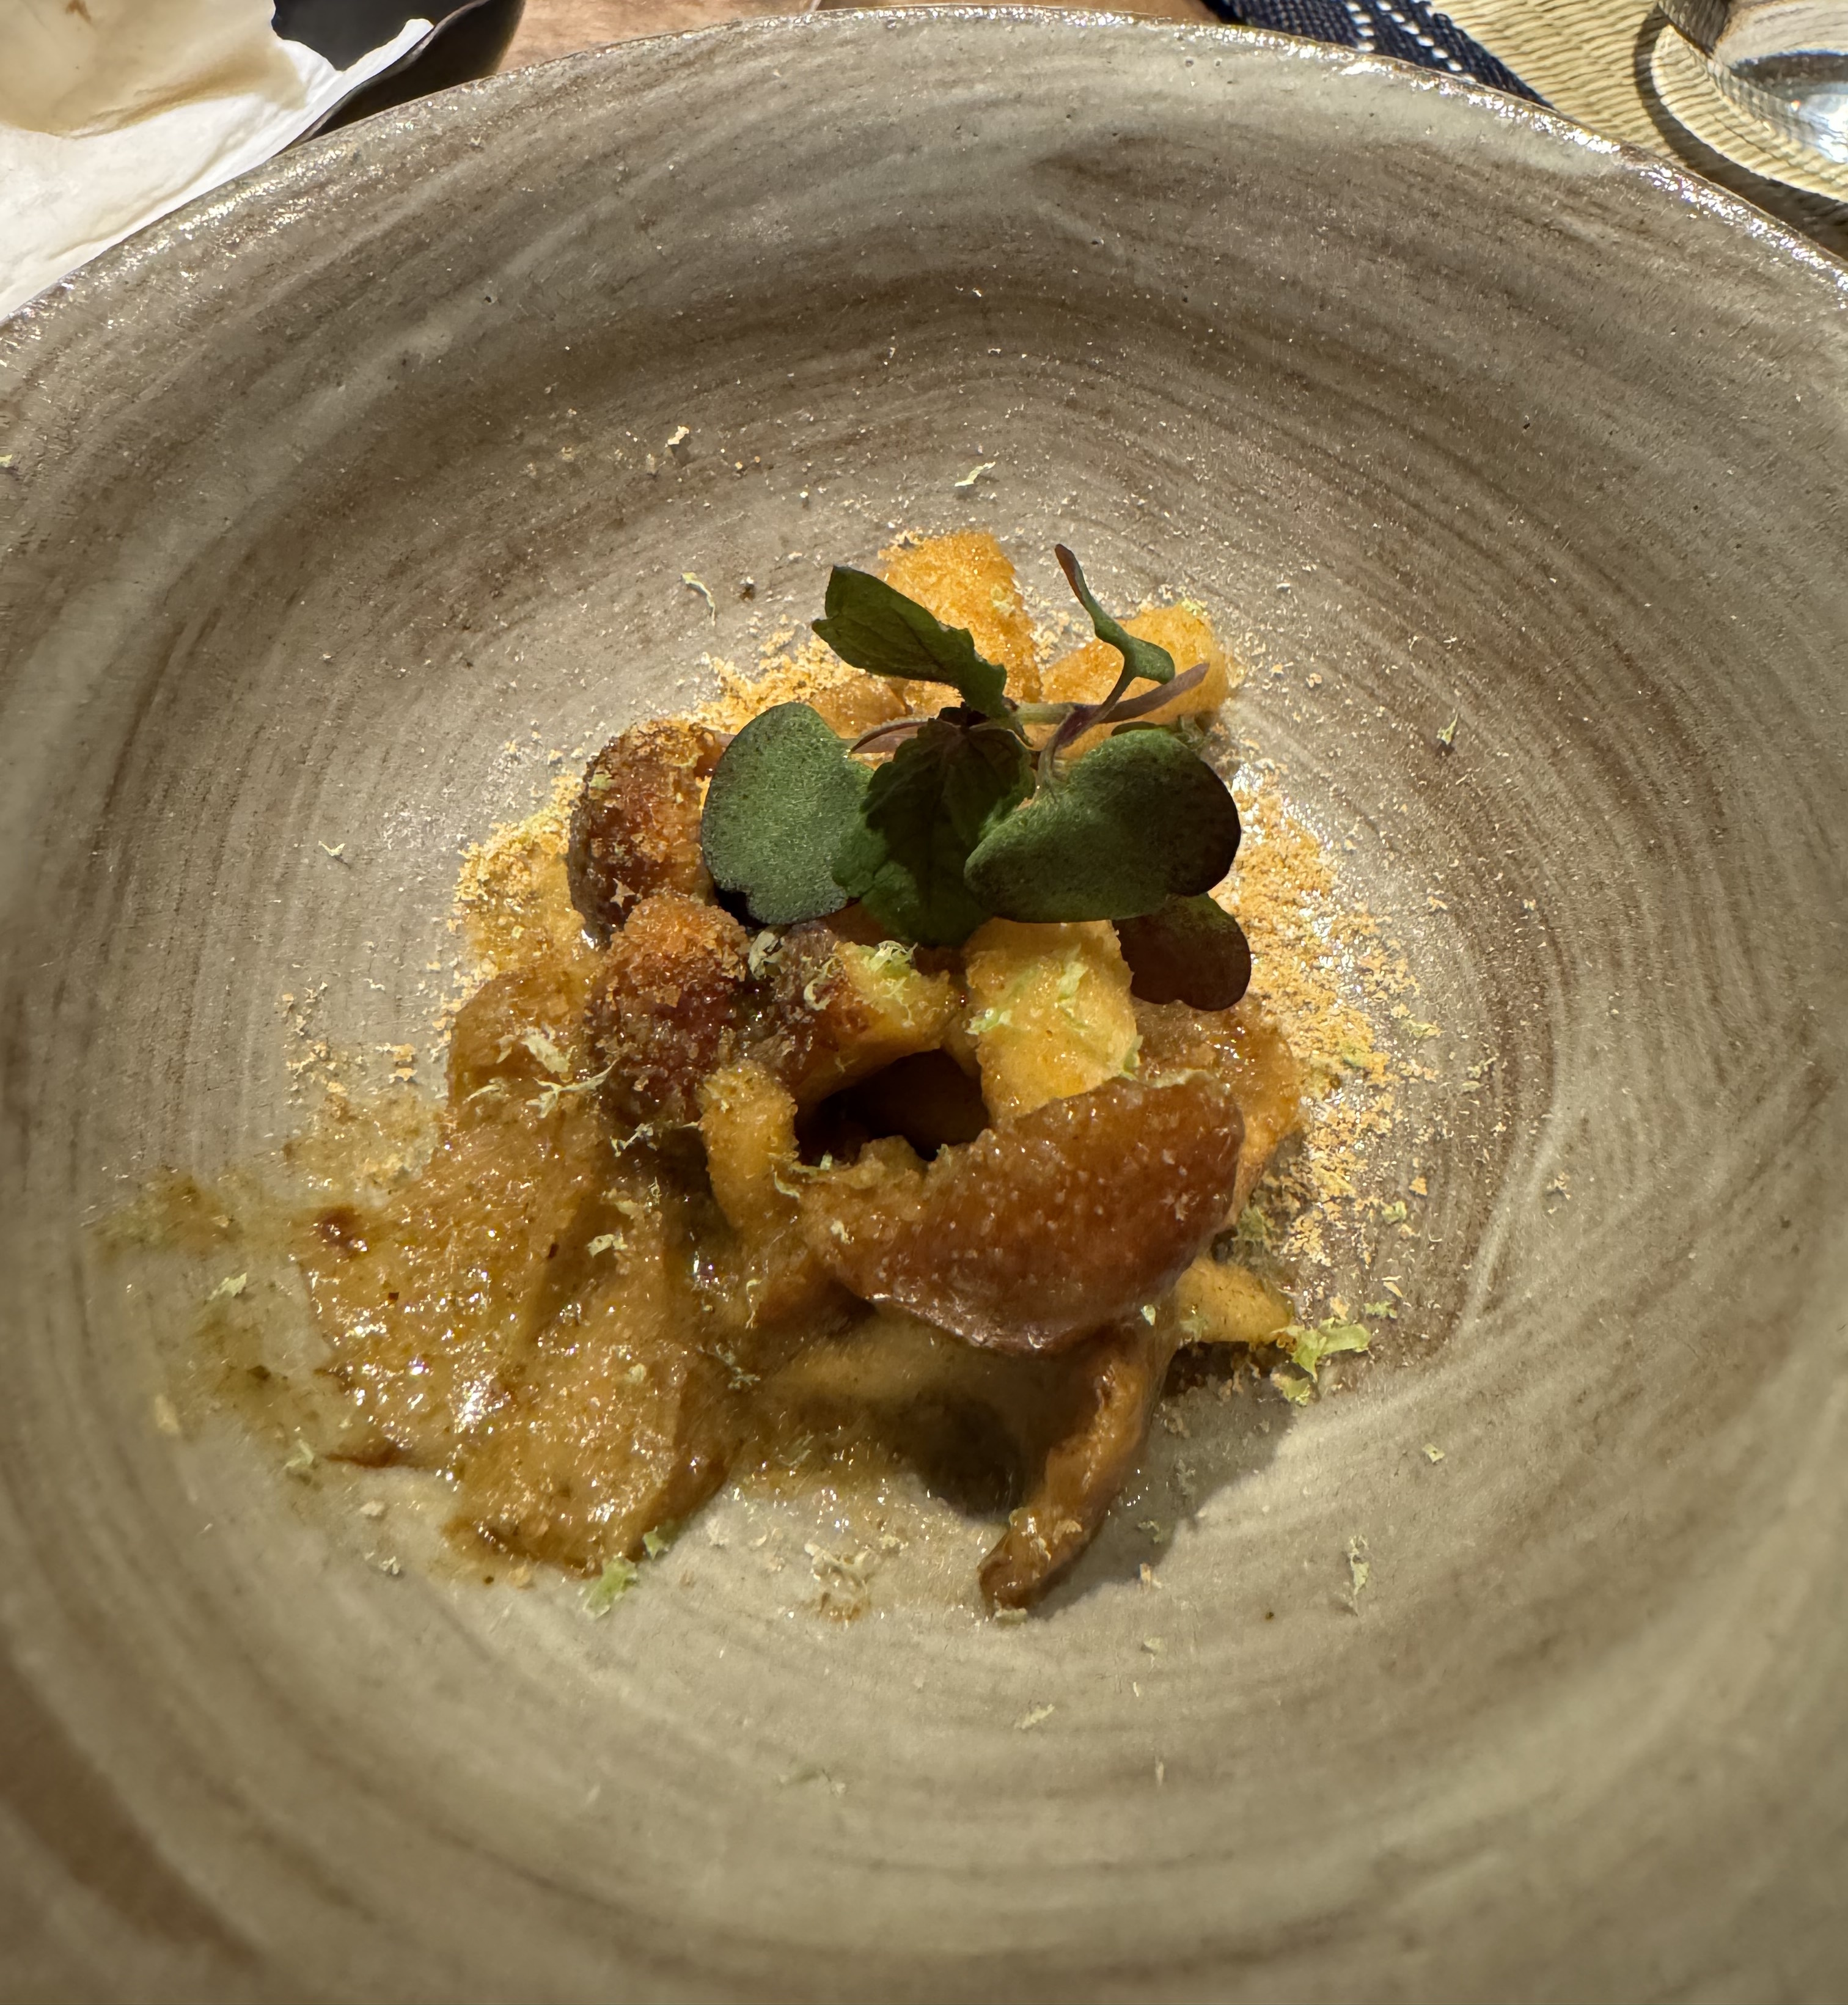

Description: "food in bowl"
121 527 1411 1616
270 528 1408 1608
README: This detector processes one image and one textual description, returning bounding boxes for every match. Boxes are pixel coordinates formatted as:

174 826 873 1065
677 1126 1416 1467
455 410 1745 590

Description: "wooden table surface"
502 0 1214 71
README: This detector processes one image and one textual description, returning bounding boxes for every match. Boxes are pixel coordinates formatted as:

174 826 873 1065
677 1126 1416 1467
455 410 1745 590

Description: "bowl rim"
4 2 1846 343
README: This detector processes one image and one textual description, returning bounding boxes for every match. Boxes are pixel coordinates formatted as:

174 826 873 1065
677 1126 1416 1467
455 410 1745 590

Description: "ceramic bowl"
2 12 1845 1998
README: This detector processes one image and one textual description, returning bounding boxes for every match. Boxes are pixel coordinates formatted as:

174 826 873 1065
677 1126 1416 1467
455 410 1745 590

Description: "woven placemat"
1211 0 1847 249
1447 0 1848 251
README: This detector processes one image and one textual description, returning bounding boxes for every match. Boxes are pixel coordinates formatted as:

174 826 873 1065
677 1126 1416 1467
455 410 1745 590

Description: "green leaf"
1054 544 1174 687
833 719 1030 946
1287 1318 1371 1378
582 1555 639 1616
964 730 1239 922
812 567 1011 719
1114 895 1252 1010
700 702 869 926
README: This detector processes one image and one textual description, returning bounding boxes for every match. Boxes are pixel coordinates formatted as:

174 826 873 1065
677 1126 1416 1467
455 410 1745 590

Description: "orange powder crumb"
1219 767 1418 1273
451 771 587 985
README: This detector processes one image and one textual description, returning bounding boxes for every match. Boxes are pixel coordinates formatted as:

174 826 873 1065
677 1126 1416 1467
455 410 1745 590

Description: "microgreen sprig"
695 543 1248 1005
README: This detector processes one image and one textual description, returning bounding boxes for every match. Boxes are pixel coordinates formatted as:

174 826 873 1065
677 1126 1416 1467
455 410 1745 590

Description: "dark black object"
273 0 525 135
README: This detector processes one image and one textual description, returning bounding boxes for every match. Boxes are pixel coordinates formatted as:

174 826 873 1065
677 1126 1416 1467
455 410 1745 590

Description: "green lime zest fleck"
583 1556 639 1616
1272 1316 1371 1404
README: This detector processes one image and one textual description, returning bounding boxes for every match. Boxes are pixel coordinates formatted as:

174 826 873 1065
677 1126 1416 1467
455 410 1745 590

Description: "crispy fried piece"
447 958 598 1117
746 923 959 1110
699 1061 801 1241
585 890 748 1128
1135 996 1302 1215
1041 602 1233 753
451 1199 739 1572
938 1002 983 1080
798 1076 1244 1352
963 917 1139 1120
567 719 727 941
978 1318 1178 1610
1172 1255 1292 1344
697 1061 842 1330
879 529 1042 706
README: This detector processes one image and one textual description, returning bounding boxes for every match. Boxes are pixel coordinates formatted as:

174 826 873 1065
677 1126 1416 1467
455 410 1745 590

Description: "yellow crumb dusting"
1221 771 1415 1273
450 770 584 984
695 631 908 741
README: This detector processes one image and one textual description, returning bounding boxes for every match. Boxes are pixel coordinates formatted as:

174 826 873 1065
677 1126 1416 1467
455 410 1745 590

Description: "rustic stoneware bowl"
3 12 1846 2000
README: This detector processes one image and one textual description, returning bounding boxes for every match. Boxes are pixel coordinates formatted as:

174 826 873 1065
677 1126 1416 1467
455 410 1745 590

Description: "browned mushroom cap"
978 1317 1179 1610
797 1075 1243 1352
584 890 747 1127
567 719 727 942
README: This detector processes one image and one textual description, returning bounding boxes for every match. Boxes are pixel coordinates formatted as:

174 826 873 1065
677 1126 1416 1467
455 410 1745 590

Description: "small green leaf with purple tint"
813 566 1011 719
1115 896 1252 1010
1054 544 1175 688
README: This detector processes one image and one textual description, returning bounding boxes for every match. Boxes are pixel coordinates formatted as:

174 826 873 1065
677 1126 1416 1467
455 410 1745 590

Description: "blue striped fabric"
1203 0 1543 102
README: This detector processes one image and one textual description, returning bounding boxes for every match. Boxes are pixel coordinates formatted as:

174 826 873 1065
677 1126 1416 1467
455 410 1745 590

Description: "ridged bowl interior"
2 13 1846 2000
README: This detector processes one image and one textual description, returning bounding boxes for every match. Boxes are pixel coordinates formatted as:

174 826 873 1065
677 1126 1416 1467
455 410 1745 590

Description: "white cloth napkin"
1 0 431 318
